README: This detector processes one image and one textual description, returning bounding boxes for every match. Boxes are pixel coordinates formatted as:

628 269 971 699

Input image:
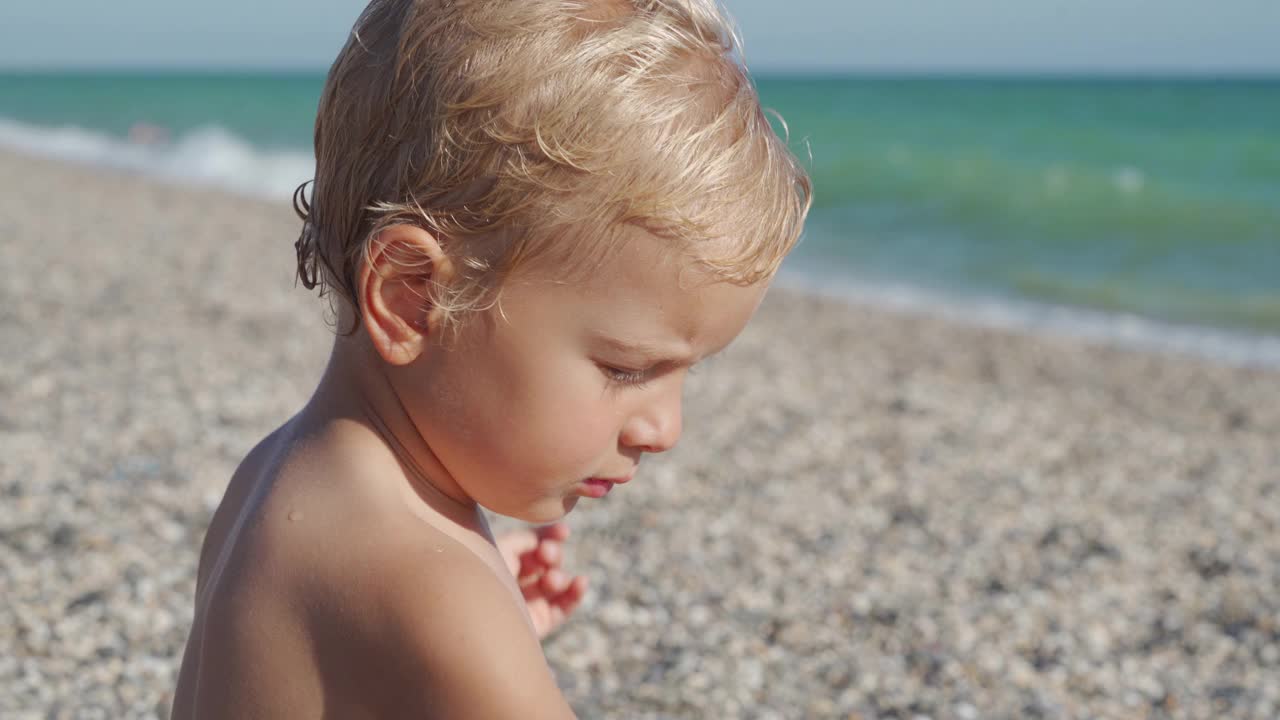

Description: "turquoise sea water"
2 71 1277 344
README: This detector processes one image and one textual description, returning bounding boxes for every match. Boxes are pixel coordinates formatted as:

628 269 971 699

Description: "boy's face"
396 232 768 523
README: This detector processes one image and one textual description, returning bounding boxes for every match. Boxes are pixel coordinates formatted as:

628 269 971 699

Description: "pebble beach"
3 148 1279 718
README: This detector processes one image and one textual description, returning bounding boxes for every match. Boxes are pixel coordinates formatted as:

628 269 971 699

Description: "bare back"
171 418 549 719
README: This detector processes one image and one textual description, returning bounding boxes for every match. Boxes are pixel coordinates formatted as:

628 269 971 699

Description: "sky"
3 0 1279 74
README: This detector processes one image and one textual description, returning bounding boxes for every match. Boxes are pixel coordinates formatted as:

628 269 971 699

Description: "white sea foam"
3 115 1276 369
0 117 313 200
778 267 1280 370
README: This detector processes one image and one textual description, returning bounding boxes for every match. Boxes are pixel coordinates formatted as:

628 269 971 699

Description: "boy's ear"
358 224 455 365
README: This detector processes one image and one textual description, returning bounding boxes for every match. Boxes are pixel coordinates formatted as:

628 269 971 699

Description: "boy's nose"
621 392 682 454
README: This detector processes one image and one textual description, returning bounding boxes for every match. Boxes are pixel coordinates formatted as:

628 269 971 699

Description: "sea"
3 71 1278 365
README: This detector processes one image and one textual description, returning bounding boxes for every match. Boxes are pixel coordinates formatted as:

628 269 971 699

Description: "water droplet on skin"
288 509 302 522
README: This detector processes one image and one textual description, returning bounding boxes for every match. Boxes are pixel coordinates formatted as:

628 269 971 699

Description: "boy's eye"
600 364 650 387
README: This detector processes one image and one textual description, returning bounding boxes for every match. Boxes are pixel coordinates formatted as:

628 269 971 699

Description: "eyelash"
600 362 701 388
601 365 651 388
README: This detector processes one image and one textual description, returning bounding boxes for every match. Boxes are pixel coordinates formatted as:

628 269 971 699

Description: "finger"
539 569 569 595
518 566 545 589
537 578 588 638
536 539 561 568
496 529 541 574
519 541 559 581
500 528 542 555
552 576 588 615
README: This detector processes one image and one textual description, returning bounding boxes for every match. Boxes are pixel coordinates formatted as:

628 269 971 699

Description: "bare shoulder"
306 520 577 719
203 422 577 718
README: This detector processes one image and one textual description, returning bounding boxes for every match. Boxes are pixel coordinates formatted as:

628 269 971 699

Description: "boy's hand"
495 522 589 641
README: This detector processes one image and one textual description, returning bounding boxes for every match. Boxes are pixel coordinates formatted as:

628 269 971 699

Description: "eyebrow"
589 333 695 367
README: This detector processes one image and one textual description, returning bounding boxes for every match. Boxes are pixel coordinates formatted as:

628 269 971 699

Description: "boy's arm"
374 547 580 719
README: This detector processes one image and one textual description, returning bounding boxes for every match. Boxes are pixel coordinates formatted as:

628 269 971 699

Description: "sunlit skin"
170 225 768 718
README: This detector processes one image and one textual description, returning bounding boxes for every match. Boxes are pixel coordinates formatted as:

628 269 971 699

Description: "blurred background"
2 0 1278 359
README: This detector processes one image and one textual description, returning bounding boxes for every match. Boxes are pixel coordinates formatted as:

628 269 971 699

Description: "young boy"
172 0 809 716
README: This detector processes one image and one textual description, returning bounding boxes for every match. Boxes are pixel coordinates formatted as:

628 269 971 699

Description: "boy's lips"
590 470 634 485
579 470 634 498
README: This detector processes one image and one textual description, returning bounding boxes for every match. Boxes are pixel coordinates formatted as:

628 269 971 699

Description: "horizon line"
2 64 1279 80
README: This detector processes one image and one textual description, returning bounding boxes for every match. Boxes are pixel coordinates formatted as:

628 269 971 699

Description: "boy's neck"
297 337 492 540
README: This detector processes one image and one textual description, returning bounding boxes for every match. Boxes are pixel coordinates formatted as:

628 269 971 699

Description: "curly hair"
294 0 811 333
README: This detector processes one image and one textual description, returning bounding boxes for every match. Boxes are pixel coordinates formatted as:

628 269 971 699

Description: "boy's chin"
538 494 580 523
492 495 580 525
559 495 581 516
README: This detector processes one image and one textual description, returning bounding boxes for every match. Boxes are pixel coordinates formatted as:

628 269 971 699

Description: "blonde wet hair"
294 0 811 332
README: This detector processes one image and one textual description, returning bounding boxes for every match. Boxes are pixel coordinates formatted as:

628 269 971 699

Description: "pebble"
6 150 1280 718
